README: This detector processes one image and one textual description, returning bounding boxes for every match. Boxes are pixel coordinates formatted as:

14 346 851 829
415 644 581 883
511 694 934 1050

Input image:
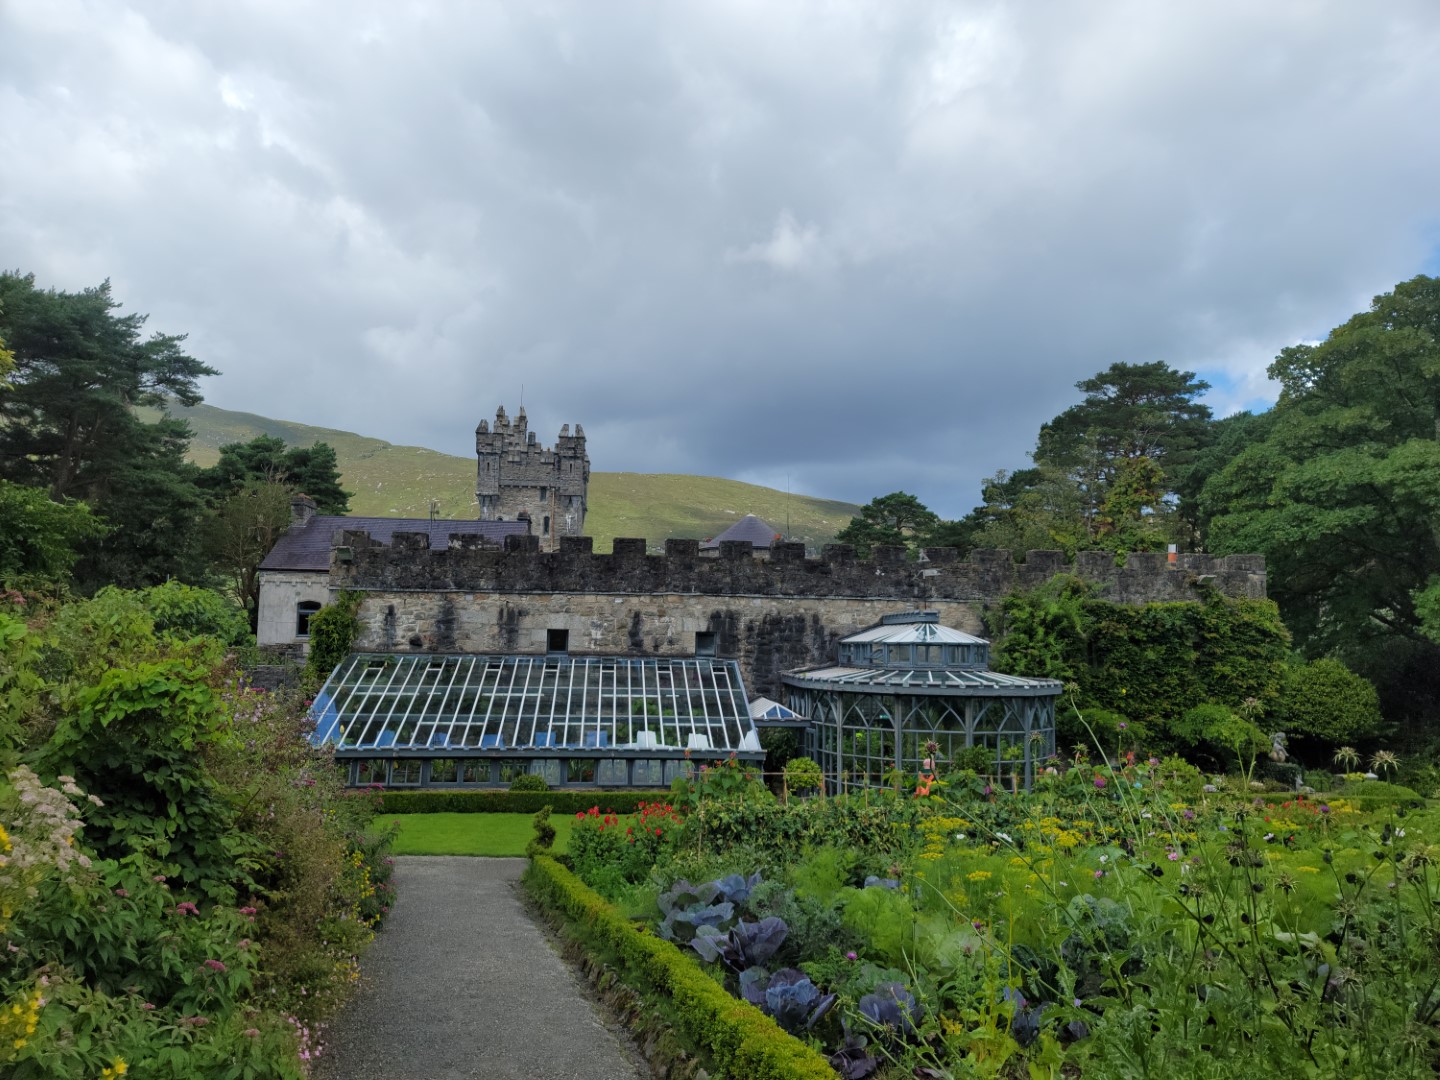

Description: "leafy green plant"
1272 658 1383 752
304 591 362 681
784 756 824 796
526 805 557 858
509 772 549 792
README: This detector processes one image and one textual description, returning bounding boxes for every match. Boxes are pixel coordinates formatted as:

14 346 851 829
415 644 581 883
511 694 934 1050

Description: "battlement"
475 404 590 550
330 532 1266 605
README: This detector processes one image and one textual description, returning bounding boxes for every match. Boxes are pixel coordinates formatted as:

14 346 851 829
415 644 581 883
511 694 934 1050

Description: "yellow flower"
966 870 992 882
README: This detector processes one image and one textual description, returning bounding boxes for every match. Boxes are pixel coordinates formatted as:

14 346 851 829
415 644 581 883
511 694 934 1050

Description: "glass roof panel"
311 653 761 755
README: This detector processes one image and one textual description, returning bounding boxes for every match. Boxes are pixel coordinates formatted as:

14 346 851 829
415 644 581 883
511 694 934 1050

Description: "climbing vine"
305 591 363 680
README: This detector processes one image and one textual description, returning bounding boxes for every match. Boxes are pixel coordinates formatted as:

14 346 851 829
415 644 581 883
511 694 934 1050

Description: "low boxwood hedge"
524 855 834 1080
372 789 659 815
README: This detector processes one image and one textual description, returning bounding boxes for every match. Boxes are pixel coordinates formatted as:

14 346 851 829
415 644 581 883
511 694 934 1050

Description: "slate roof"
699 513 781 550
260 516 528 572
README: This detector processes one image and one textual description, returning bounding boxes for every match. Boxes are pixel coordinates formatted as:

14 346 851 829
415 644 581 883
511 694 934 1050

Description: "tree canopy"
1199 275 1440 660
198 434 351 514
0 273 216 587
834 491 940 558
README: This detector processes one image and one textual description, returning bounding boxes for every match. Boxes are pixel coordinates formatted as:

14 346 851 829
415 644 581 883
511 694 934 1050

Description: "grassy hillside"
152 402 859 551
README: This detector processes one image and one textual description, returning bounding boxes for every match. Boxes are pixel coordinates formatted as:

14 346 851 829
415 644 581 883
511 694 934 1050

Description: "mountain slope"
155 402 860 551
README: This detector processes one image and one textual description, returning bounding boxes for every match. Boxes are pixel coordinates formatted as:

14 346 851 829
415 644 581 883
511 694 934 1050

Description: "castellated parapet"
475 405 589 552
328 535 1266 697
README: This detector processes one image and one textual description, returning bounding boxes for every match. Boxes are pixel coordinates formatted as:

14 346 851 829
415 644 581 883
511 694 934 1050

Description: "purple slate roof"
260 516 529 572
700 513 782 550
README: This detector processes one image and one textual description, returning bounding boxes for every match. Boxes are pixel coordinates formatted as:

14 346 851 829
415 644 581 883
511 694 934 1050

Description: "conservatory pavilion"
310 652 765 788
782 611 1063 791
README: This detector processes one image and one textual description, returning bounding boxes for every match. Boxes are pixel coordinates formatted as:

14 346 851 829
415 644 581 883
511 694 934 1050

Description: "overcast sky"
3 1 1439 517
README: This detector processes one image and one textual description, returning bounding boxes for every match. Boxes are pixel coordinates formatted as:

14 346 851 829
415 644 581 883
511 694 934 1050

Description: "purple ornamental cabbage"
858 982 921 1038
762 968 837 1033
689 917 788 969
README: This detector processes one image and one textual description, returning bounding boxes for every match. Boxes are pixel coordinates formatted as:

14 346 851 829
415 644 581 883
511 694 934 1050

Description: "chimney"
290 493 317 529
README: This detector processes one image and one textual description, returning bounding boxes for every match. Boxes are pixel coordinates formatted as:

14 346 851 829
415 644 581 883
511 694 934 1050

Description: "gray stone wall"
332 533 1266 698
474 405 588 550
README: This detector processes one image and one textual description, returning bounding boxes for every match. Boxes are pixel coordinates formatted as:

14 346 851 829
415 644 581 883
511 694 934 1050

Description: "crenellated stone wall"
327 533 1266 697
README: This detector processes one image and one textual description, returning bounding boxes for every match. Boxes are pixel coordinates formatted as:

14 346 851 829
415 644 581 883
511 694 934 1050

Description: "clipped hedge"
524 855 834 1080
373 789 659 815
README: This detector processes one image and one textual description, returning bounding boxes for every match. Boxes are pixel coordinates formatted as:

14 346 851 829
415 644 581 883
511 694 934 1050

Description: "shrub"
524 855 834 1080
568 801 684 896
1058 706 1135 757
130 581 251 647
1334 779 1423 804
525 806 557 858
783 757 824 795
1272 658 1384 750
509 773 549 792
680 797 917 863
42 659 258 901
304 592 362 681
949 744 994 775
375 789 658 814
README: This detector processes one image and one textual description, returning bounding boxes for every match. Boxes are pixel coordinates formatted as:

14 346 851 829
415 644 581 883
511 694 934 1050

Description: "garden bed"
524 855 834 1080
552 759 1440 1078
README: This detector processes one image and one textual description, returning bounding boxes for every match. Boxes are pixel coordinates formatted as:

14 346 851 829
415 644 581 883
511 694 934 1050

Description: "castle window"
543 515 550 535
694 631 717 658
547 628 569 654
539 487 548 500
296 601 323 638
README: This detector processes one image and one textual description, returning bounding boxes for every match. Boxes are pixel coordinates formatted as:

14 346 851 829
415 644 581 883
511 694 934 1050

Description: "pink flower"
244 1028 260 1038
175 901 200 916
239 906 258 916
238 939 251 950
1093 869 1104 880
204 959 227 972
141 1002 155 1011
1094 777 1106 789
1167 851 1180 861
114 887 129 897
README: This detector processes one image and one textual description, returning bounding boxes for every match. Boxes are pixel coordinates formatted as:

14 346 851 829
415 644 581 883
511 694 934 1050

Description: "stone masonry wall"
330 534 1267 699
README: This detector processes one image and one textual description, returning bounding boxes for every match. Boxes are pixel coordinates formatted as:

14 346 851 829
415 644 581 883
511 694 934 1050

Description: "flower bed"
555 759 1440 1078
0 592 394 1079
523 854 834 1080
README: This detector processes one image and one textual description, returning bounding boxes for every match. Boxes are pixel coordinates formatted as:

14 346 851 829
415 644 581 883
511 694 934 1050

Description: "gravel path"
314 857 648 1080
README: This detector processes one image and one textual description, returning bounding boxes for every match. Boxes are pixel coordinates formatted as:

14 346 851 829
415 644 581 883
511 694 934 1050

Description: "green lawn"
379 812 575 856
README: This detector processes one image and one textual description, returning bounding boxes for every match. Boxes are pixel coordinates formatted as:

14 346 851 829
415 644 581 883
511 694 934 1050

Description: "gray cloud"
3 0 1438 517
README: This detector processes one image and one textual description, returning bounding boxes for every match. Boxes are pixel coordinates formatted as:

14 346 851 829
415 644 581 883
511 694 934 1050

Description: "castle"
260 404 1266 701
475 405 589 552
268 405 1269 792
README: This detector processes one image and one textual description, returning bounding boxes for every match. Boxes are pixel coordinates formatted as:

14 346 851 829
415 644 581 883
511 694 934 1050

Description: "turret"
475 405 590 551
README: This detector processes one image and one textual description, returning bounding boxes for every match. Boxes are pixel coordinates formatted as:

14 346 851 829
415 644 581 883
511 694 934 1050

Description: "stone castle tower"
475 405 589 551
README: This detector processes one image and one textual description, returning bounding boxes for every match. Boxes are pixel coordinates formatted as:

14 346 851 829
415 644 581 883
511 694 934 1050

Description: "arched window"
296 601 323 638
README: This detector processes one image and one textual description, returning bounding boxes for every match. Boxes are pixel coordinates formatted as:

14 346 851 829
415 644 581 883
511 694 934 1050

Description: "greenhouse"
311 652 764 788
783 611 1062 791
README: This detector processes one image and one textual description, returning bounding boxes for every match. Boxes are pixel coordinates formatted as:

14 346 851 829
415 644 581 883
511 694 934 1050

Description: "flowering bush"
0 588 394 1077
568 801 684 895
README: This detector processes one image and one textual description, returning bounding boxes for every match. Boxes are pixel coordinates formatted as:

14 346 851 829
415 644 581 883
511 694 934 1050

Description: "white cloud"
725 211 830 273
